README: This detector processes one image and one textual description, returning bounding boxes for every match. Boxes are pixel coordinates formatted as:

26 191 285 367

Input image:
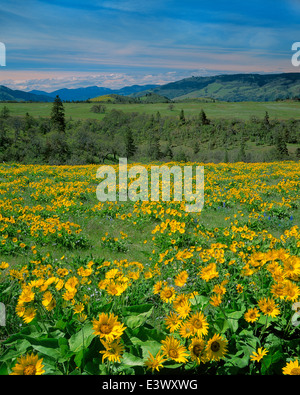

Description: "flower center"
291 368 300 375
169 349 178 358
193 345 203 356
164 290 173 298
211 341 220 352
23 365 36 375
100 324 111 334
193 319 203 329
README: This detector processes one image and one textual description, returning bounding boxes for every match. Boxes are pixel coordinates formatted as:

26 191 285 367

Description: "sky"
0 0 300 92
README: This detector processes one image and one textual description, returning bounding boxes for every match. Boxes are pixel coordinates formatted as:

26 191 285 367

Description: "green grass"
2 100 300 121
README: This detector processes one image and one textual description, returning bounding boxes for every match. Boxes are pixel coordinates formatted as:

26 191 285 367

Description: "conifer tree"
124 128 136 158
275 132 289 159
50 95 66 133
179 109 185 125
199 109 209 125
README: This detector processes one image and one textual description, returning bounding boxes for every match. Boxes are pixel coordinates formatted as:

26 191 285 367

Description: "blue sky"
0 0 299 91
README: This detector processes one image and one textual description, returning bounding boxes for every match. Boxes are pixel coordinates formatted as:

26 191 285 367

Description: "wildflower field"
0 160 299 375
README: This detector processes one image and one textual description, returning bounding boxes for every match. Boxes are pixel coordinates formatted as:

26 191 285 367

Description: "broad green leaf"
122 352 145 367
68 323 95 352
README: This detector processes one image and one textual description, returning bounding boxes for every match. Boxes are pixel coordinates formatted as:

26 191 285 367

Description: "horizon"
1 70 299 94
0 1 300 92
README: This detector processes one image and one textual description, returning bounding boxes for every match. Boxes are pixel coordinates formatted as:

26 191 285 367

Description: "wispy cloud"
0 0 298 90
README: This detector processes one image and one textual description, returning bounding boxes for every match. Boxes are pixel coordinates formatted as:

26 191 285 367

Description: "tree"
199 109 209 125
148 134 161 160
179 109 185 125
238 139 246 162
90 104 106 114
0 106 10 119
193 141 200 154
264 111 270 126
275 132 289 159
50 95 66 132
124 128 137 159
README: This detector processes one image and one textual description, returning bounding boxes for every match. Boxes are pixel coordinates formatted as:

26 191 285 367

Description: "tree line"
0 96 299 165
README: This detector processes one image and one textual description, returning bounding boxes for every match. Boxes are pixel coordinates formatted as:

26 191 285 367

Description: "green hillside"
0 85 53 102
90 94 137 103
136 73 300 102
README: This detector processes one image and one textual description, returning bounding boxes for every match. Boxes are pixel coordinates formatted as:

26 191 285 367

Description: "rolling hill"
132 73 300 102
0 85 53 102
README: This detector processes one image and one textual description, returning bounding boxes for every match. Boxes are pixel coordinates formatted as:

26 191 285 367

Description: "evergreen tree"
193 141 200 154
148 134 161 160
50 95 66 133
275 132 289 159
264 111 270 126
199 109 209 125
179 109 185 125
124 128 136 158
164 145 173 160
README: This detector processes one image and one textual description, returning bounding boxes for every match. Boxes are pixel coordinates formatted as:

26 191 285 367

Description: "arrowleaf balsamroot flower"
282 359 300 375
250 347 268 362
92 312 126 342
257 297 280 318
10 353 45 375
244 307 260 323
144 350 166 372
161 336 189 363
205 333 228 361
100 338 124 363
187 311 209 337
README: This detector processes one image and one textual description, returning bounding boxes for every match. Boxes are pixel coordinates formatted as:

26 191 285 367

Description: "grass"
2 100 300 121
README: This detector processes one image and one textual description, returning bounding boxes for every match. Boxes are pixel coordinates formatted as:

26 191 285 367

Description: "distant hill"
133 92 171 103
0 85 53 102
133 73 300 102
29 84 159 101
90 94 137 103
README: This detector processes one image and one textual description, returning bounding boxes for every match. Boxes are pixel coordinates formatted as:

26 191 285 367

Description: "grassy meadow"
0 159 299 375
3 99 300 121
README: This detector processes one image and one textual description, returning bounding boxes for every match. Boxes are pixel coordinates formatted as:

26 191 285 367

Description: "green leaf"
31 345 62 360
123 304 153 329
122 352 145 367
68 323 95 353
189 294 209 308
140 340 162 359
261 350 283 375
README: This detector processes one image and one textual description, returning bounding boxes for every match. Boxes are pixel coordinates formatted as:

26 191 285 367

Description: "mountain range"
1 73 300 102
29 84 159 101
0 84 159 103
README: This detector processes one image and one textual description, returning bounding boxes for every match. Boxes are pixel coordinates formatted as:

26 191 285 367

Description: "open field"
2 100 300 121
0 161 299 375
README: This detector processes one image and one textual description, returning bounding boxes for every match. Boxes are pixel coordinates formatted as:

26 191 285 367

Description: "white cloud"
0 69 218 92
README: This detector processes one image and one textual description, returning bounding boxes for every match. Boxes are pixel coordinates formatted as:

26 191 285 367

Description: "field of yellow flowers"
0 161 299 375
